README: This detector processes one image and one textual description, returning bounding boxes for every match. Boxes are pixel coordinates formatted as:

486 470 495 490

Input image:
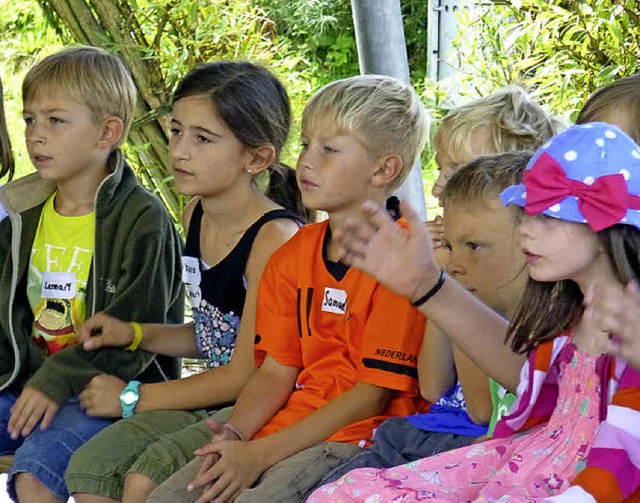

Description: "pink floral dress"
308 344 601 502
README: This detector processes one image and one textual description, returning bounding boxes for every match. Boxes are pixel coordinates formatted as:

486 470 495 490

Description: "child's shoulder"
277 220 327 248
266 220 327 266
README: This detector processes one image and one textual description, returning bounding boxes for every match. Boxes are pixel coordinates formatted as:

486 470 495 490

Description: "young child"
308 152 531 493
0 47 184 502
144 74 430 503
0 77 15 221
65 61 305 503
428 87 562 436
310 122 640 502
576 73 640 143
426 85 562 248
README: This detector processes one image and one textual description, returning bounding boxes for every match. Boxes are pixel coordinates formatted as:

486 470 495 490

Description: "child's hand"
79 374 127 417
8 387 59 439
190 439 266 503
425 215 444 249
585 281 640 368
77 312 135 351
336 199 440 304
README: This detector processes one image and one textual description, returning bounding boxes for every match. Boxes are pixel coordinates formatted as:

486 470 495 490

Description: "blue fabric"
0 393 24 455
1 394 112 502
406 382 488 437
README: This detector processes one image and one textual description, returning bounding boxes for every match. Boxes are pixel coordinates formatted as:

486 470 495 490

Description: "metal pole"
351 0 428 219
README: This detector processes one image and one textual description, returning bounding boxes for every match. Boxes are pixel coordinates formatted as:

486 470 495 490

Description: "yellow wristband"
126 322 143 352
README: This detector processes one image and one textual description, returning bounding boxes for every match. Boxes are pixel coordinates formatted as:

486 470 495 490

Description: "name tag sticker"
41 272 76 299
182 256 201 285
322 287 347 314
182 256 202 308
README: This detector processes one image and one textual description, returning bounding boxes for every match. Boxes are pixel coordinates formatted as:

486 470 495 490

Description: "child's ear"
97 116 124 150
245 145 276 175
372 155 403 188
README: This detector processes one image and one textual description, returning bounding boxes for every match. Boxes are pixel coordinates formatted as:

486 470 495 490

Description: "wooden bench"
0 455 13 473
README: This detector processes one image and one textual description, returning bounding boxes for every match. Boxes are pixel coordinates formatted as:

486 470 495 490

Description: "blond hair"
435 86 562 165
302 75 429 191
22 46 138 148
441 151 531 208
577 74 640 143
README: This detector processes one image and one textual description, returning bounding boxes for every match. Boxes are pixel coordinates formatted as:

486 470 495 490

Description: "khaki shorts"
147 441 361 503
66 407 232 500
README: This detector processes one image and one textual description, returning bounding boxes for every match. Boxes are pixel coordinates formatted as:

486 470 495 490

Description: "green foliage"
416 0 640 209
447 0 640 119
254 0 359 82
0 0 61 181
255 0 430 81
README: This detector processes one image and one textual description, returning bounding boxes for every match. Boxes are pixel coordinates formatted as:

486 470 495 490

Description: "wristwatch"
119 380 141 418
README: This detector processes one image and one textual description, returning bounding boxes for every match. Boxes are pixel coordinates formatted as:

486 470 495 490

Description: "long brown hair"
173 61 309 221
508 223 640 354
576 73 640 144
0 78 14 182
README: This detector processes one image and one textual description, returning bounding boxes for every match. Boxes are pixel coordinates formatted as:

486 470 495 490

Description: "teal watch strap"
119 380 141 418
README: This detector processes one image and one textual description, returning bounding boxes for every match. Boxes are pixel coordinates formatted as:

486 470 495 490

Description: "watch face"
122 391 137 405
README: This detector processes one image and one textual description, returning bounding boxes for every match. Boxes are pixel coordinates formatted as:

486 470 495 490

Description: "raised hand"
335 199 441 303
8 387 59 439
77 312 135 351
425 215 444 249
79 374 127 417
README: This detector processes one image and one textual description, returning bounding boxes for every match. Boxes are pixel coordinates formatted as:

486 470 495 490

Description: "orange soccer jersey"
254 220 427 446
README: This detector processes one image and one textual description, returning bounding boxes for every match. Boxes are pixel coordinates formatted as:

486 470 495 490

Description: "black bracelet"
411 270 447 307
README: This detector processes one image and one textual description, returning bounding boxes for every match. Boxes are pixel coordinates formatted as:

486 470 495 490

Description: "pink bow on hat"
524 152 640 232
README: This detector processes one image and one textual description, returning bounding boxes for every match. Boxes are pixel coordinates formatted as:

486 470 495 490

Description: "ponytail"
267 163 313 223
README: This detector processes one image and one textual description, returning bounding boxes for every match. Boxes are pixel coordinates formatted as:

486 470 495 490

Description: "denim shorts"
0 391 113 502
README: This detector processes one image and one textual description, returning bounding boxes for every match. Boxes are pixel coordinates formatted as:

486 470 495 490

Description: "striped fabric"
493 334 640 502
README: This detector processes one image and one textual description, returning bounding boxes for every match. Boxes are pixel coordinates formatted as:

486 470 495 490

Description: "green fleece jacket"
0 151 184 405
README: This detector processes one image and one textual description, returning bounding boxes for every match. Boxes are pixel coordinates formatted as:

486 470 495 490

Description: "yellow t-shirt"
27 194 94 354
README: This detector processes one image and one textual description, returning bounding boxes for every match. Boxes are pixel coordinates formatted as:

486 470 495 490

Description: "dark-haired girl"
67 61 305 503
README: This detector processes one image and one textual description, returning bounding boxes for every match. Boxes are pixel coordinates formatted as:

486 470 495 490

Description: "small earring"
246 169 252 174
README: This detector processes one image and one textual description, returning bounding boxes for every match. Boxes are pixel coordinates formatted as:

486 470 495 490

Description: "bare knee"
14 473 62 503
122 472 158 503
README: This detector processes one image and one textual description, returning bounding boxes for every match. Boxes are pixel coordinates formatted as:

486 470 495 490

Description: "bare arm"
419 322 492 424
135 218 300 411
451 346 492 425
418 321 456 402
255 381 391 468
77 315 202 358
79 218 300 415
225 354 300 439
337 200 525 393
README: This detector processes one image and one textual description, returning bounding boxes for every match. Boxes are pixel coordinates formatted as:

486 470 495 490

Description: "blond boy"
146 75 429 503
0 46 183 502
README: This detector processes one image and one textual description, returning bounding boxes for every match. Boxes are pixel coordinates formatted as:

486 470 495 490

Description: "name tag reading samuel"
322 287 347 314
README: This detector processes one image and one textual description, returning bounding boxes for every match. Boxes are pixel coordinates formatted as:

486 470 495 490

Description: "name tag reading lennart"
41 272 76 299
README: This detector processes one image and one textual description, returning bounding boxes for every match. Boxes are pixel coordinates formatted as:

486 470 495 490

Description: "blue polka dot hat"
501 122 640 232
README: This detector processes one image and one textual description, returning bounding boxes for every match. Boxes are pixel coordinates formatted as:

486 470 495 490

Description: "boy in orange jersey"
146 75 430 503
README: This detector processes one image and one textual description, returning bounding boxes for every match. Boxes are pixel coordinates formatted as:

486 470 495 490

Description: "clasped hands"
187 418 265 503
